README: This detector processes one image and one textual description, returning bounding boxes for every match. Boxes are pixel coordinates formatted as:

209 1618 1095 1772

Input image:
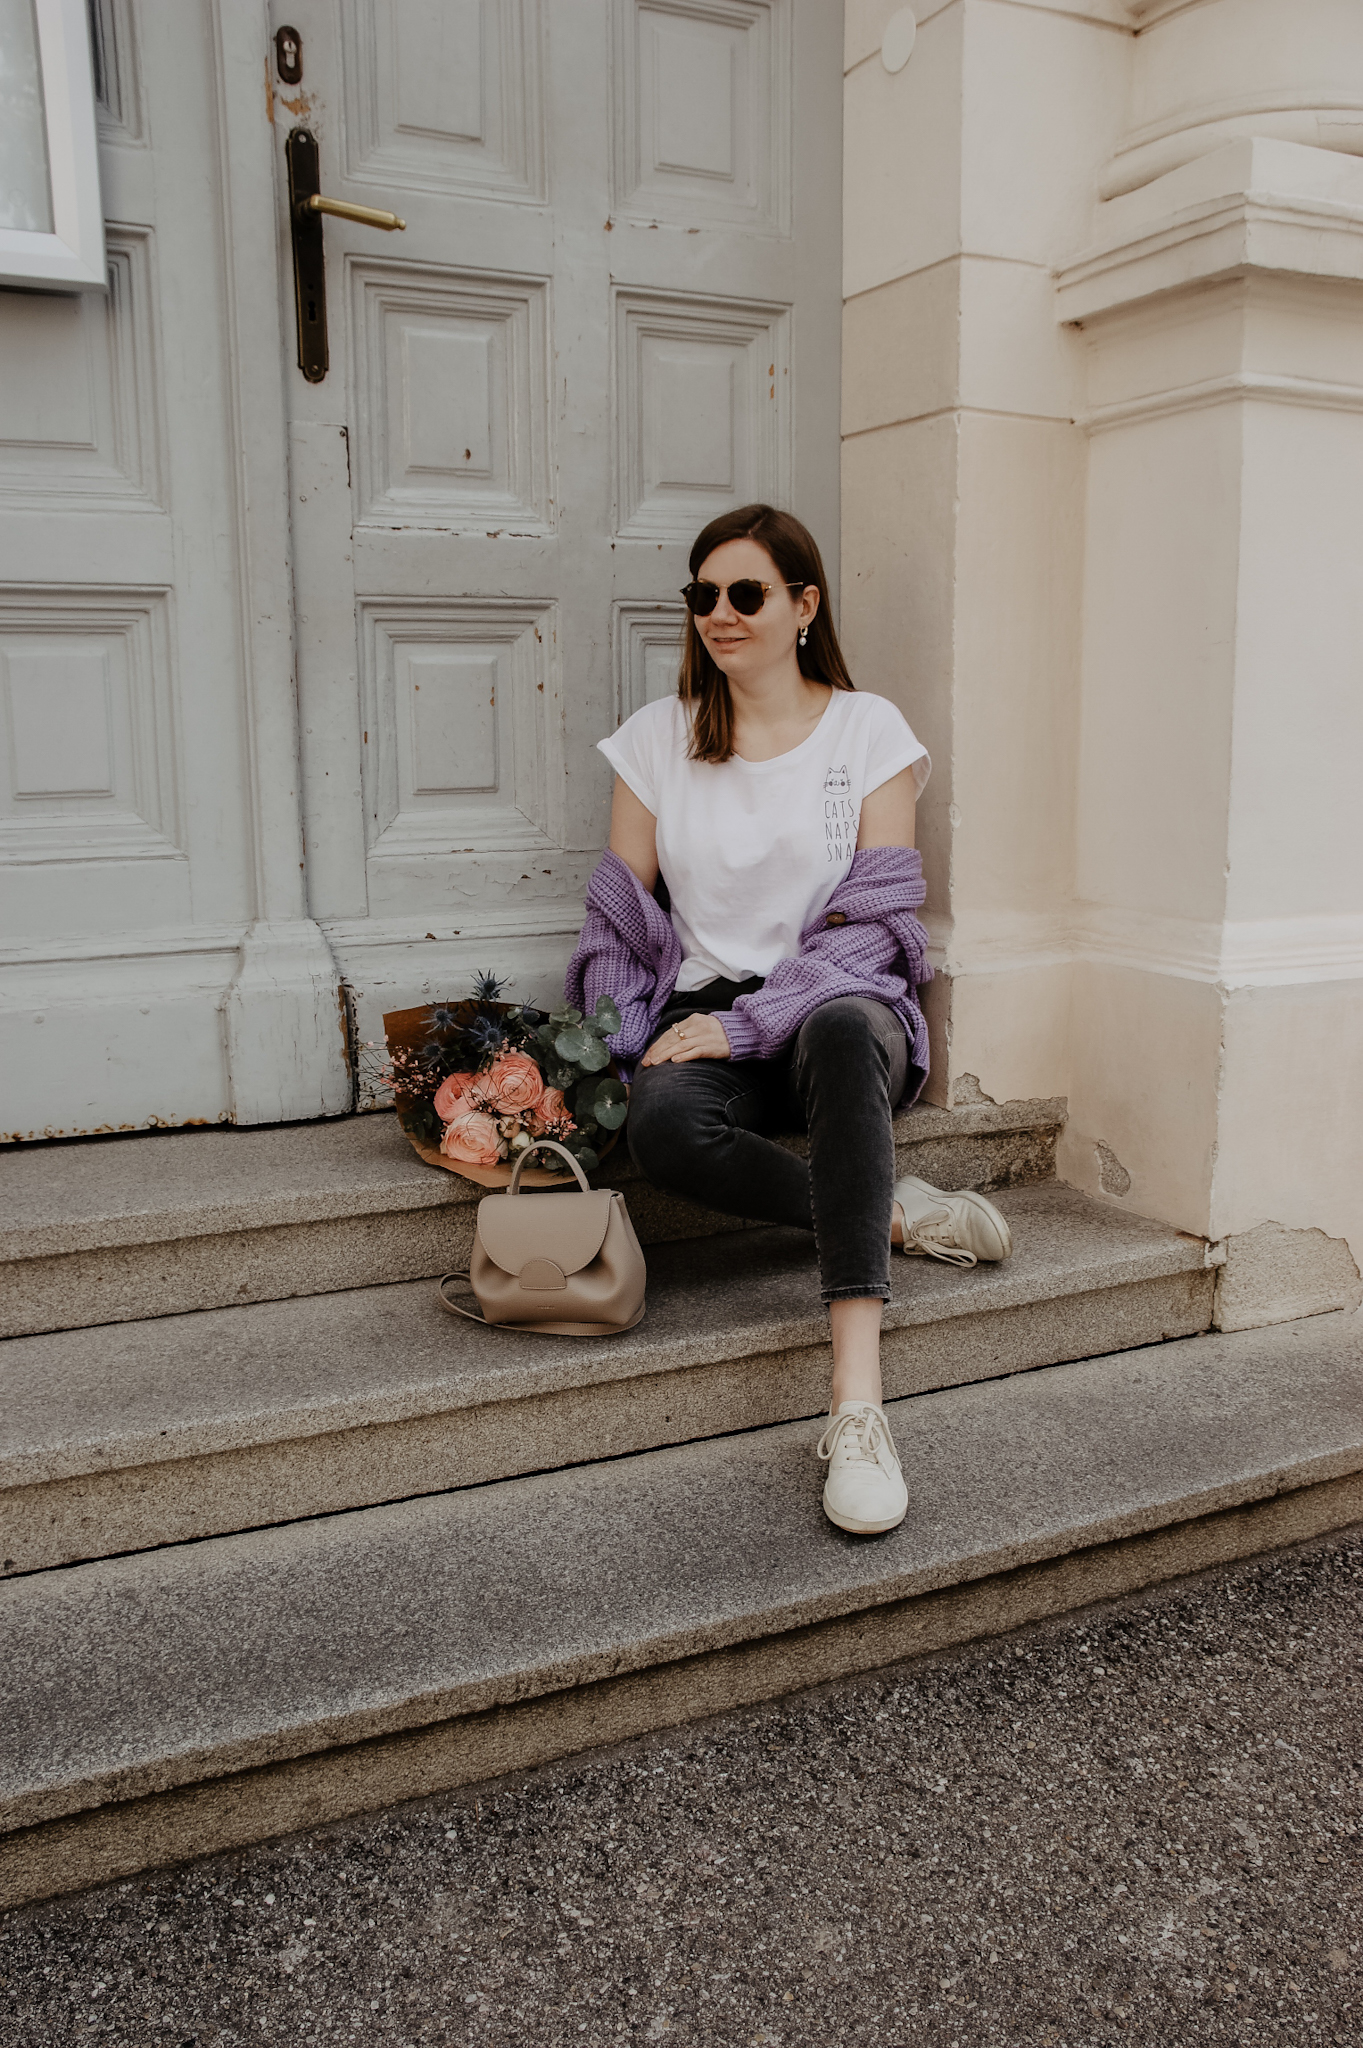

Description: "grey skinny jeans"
626 979 909 1303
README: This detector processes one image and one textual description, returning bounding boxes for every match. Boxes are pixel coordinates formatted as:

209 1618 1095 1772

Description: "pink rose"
440 1109 502 1167
433 1070 479 1123
483 1050 545 1115
535 1087 574 1132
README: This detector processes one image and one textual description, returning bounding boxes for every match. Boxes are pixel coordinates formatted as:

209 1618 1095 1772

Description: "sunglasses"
681 578 808 618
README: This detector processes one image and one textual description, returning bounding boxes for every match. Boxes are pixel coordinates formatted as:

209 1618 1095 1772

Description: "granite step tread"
0 1098 1065 1262
1 1185 1199 1487
5 1310 1360 1837
2 1100 1068 1340
0 1187 1216 1570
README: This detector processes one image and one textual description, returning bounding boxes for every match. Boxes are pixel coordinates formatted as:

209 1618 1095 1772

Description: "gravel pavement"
3 1526 1359 2048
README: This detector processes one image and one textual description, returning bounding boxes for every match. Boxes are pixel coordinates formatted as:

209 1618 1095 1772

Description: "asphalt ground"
2 1525 1359 2048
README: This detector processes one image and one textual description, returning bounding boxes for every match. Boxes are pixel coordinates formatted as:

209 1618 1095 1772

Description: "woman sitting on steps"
565 504 1012 1536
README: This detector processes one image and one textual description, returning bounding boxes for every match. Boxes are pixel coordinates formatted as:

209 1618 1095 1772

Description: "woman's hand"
639 1013 732 1067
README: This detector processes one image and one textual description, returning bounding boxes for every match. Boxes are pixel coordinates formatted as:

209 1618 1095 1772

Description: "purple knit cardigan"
564 845 932 1101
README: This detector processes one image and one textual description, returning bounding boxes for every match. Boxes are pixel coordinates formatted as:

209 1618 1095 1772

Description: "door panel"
0 0 346 1139
613 287 791 538
278 0 841 1097
615 0 789 232
359 597 557 863
350 259 553 530
339 0 545 202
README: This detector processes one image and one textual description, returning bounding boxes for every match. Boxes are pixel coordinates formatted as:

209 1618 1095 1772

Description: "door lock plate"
286 128 328 384
275 25 303 85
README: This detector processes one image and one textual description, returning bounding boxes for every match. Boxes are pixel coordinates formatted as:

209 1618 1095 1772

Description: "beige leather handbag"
439 1140 646 1336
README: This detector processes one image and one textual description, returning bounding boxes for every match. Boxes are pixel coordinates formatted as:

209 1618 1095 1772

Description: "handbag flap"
476 1187 615 1279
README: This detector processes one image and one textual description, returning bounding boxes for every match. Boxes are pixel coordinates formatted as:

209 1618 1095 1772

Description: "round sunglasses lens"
683 583 719 615
728 581 766 615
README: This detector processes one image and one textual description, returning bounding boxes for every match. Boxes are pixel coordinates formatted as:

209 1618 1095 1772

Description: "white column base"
223 922 352 1125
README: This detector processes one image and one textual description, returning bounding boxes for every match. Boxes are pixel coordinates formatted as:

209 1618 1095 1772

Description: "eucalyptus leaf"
399 1101 438 1144
570 1144 599 1173
592 1078 627 1108
575 1035 609 1072
594 1098 628 1130
554 1026 592 1063
592 995 622 1034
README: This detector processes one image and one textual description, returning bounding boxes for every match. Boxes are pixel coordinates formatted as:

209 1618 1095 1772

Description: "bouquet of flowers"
380 972 628 1187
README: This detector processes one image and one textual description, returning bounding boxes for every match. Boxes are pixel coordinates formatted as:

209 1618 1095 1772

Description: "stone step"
0 1097 1064 1340
3 1310 1359 1910
1 1185 1212 1573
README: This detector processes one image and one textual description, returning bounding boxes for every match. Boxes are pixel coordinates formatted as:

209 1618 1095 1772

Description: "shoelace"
897 1202 978 1268
817 1405 890 1468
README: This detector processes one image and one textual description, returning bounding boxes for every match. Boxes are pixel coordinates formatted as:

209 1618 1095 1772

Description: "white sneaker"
892 1175 1012 1268
817 1401 908 1535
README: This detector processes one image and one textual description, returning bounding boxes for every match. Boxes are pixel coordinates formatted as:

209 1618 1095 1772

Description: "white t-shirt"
598 690 930 992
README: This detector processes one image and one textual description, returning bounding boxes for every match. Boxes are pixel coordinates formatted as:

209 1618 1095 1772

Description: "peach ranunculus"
433 1070 480 1123
534 1087 574 1132
440 1108 502 1167
482 1049 545 1115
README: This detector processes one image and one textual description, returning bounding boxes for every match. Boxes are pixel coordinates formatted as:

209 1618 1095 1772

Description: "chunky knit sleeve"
717 846 931 1095
563 850 682 1063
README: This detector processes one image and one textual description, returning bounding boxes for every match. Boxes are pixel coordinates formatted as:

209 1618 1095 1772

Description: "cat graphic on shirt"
823 765 856 863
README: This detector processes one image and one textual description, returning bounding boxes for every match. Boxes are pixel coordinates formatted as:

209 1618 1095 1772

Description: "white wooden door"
274 0 844 1096
0 1 350 1142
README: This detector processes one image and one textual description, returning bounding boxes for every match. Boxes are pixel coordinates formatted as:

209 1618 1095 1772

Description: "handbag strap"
508 1138 591 1195
437 1272 646 1338
438 1270 488 1324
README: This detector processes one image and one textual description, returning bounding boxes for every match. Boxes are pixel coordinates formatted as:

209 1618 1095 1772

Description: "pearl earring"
798 625 809 648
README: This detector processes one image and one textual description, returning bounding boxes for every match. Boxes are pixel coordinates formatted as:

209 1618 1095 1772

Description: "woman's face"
692 537 819 682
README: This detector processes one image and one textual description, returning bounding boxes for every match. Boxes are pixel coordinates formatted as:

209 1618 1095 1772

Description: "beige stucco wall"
841 0 1125 1104
842 0 1363 1317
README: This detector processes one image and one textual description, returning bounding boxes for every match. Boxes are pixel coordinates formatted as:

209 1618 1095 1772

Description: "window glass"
0 0 53 234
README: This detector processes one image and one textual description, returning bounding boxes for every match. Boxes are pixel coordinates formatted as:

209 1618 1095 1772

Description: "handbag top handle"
508 1139 592 1195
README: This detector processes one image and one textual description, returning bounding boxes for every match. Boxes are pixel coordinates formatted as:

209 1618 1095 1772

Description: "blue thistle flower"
471 969 509 1004
463 1014 506 1060
428 1004 461 1035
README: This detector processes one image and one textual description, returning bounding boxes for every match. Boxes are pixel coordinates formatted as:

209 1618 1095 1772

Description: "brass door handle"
286 128 406 383
304 194 406 232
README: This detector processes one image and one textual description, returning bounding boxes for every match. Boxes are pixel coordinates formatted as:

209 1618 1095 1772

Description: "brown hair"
677 504 853 763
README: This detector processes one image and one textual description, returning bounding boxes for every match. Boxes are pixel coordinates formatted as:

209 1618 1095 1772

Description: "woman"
566 505 1011 1535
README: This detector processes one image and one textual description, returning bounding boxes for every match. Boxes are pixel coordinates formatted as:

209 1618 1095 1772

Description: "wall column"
1056 129 1363 1324
842 0 1363 1326
839 0 1129 1102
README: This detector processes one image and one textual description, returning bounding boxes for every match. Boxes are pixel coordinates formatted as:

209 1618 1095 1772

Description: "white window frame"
0 0 105 290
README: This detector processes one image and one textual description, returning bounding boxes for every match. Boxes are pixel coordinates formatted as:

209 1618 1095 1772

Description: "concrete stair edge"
0 1187 1215 1571
5 1473 1357 1916
1 1098 1067 1261
1 1100 1067 1340
3 1313 1359 1848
